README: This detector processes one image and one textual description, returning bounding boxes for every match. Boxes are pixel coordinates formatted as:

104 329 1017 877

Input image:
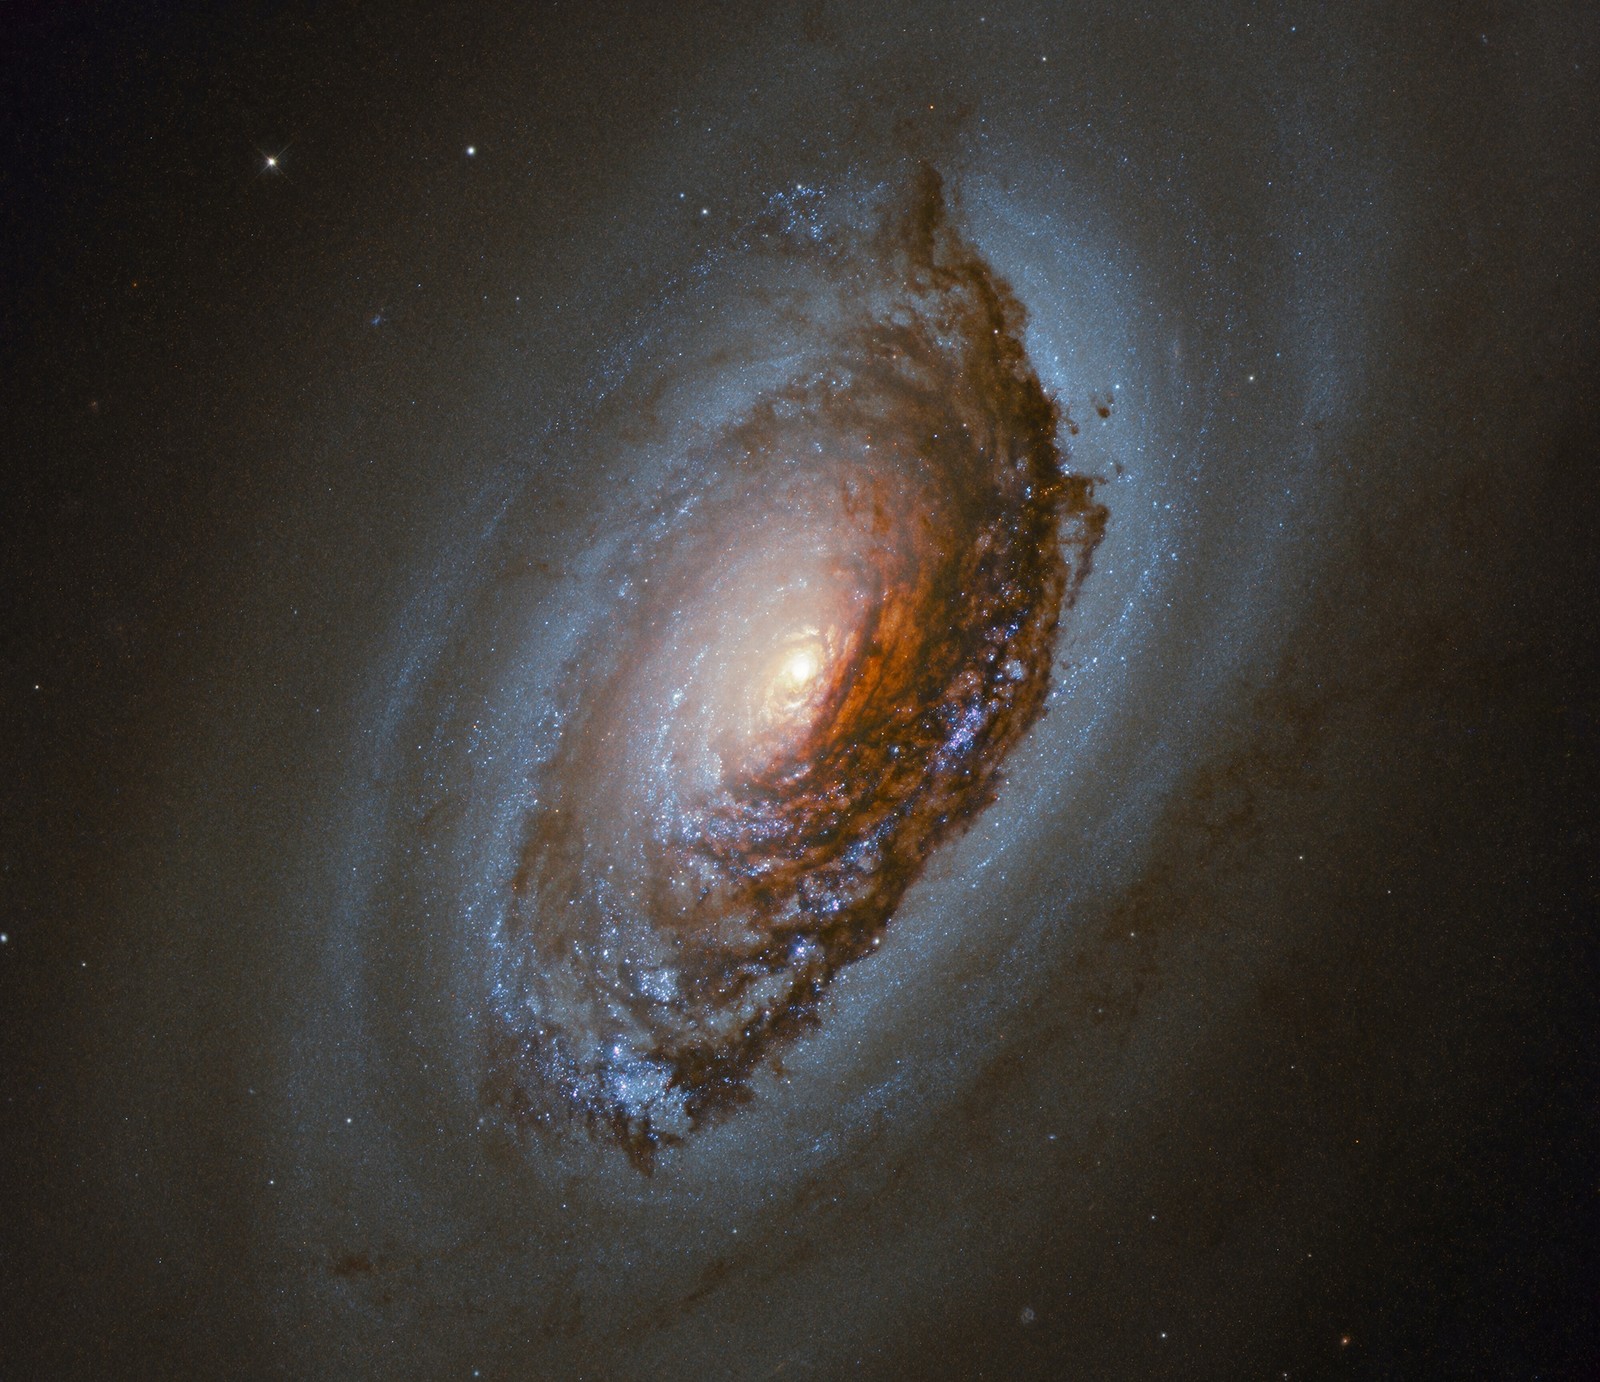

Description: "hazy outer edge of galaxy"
1 3 1596 1379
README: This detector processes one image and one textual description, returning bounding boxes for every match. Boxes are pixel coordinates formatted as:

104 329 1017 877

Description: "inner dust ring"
483 169 1107 1168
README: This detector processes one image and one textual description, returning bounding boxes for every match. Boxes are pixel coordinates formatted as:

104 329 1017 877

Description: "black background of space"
2 2 1597 1378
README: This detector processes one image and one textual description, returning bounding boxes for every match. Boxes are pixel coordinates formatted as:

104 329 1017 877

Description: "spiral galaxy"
480 168 1107 1165
7 3 1596 1378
